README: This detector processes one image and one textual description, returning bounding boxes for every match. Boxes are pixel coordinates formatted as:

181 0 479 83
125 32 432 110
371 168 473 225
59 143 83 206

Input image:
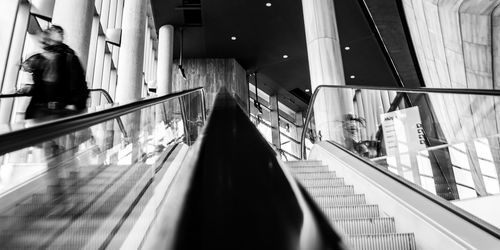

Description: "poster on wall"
380 106 426 156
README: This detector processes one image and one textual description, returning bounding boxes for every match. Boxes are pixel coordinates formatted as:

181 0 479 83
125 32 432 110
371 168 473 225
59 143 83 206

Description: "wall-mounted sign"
380 106 426 156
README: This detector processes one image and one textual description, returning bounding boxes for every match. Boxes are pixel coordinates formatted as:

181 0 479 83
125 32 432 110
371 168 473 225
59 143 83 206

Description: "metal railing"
300 84 500 159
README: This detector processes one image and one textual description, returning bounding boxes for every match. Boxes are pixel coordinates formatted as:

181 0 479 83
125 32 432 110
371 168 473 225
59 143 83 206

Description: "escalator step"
314 194 366 206
292 171 336 179
348 233 417 250
331 218 396 235
299 177 345 187
322 204 380 219
288 165 329 173
285 160 323 167
305 185 355 196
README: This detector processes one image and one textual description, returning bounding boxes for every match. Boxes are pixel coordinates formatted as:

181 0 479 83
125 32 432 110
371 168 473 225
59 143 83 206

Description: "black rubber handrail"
300 84 500 159
0 87 206 156
142 88 346 250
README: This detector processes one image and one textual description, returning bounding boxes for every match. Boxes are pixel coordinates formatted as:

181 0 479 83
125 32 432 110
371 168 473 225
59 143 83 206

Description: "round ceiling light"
350 75 356 79
266 3 272 7
231 36 237 40
345 46 351 50
283 55 289 59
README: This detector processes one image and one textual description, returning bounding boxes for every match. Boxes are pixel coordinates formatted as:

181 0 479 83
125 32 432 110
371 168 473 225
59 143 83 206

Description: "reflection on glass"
0 91 204 248
304 87 500 229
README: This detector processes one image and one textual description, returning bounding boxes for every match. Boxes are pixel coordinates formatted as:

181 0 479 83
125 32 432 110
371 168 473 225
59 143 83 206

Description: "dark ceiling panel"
202 0 310 93
150 0 421 111
334 0 398 87
364 0 424 88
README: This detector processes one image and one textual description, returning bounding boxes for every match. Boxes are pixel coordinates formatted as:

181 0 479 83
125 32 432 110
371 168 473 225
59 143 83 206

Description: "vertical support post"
115 0 146 104
157 25 174 96
292 112 304 157
270 94 281 149
0 1 30 124
301 0 354 142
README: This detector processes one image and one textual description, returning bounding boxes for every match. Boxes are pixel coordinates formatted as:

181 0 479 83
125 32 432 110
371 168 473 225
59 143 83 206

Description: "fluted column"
301 0 345 87
157 25 174 96
115 0 147 104
301 0 354 142
51 0 96 69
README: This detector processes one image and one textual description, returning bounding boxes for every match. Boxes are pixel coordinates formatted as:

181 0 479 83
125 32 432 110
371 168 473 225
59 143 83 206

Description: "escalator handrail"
300 84 500 159
0 87 206 156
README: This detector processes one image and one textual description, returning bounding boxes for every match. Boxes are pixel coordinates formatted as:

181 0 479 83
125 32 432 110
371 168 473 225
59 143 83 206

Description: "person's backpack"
65 53 89 110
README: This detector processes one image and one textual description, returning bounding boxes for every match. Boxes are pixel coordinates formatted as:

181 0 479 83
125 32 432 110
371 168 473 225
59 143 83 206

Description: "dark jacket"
23 43 88 119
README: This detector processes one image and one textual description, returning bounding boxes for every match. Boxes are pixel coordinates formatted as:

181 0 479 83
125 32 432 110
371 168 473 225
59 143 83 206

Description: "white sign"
380 106 426 156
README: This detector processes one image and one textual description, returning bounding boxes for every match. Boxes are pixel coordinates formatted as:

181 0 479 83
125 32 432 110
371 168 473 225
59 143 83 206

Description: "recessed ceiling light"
305 89 310 93
231 36 237 40
266 3 272 7
350 75 356 79
283 55 288 59
345 46 351 50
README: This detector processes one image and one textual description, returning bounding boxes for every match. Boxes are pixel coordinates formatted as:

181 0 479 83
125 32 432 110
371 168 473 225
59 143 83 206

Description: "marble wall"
170 58 248 113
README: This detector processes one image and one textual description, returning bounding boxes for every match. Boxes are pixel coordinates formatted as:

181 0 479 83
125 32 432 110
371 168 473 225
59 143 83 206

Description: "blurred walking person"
20 25 89 213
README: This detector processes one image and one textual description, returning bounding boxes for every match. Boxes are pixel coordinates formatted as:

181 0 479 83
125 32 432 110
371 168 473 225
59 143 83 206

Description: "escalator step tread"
304 185 355 195
299 177 345 187
314 194 366 206
321 204 380 219
331 217 396 235
285 160 323 167
348 233 417 250
292 172 336 179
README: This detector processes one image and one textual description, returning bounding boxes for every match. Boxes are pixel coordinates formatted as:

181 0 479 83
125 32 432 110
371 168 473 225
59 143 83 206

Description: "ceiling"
150 0 420 111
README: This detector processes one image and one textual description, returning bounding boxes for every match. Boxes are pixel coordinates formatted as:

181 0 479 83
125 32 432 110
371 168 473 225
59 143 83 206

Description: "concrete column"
115 0 146 104
270 95 281 149
157 25 174 96
301 0 354 142
115 0 146 163
0 0 19 88
301 0 345 87
51 0 95 69
0 2 29 123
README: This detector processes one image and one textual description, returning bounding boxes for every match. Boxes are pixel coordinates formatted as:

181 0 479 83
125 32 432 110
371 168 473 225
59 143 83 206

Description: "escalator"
298 85 500 249
0 88 205 249
287 160 416 249
1 86 500 249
